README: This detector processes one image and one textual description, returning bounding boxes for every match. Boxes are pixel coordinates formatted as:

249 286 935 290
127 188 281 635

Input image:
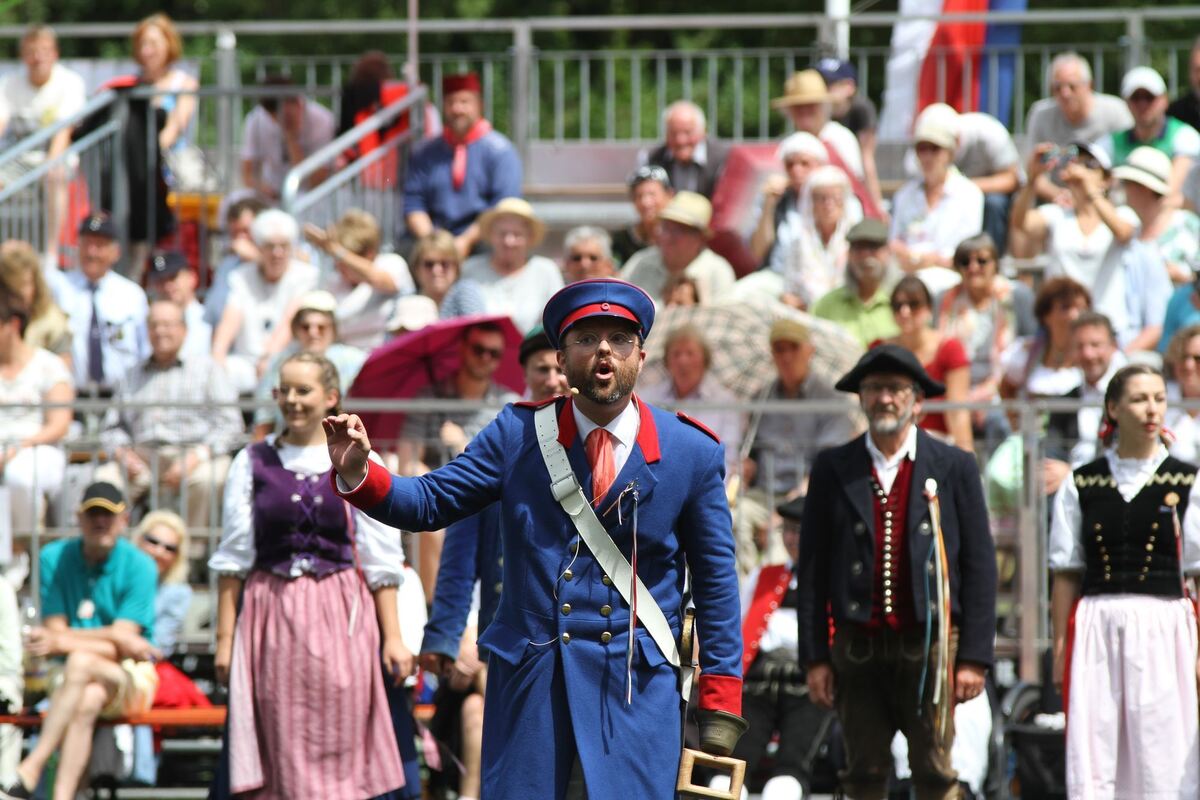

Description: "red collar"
556 395 660 463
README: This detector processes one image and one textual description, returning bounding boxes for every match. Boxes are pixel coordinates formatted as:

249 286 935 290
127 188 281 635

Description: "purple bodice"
249 442 355 579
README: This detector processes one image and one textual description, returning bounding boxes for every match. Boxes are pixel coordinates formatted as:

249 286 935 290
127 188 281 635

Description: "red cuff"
330 460 392 508
698 674 742 716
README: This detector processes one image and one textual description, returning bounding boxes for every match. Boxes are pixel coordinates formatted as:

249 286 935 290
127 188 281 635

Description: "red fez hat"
443 73 482 95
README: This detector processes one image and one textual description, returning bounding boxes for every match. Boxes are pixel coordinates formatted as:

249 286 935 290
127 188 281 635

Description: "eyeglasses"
628 164 671 190
891 299 927 312
859 380 916 398
142 532 180 554
565 331 638 355
1051 80 1085 94
567 252 604 263
469 343 504 360
419 259 455 270
954 254 994 270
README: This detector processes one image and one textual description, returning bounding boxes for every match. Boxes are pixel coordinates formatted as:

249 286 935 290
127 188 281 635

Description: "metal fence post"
216 28 239 193
511 21 533 166
1125 12 1145 70
110 95 129 259
1016 402 1045 682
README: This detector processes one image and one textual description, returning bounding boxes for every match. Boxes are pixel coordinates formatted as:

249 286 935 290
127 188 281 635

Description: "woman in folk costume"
1050 363 1200 799
209 351 411 799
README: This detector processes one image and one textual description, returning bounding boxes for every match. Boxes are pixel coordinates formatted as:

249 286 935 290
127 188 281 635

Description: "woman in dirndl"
209 351 411 799
1049 363 1200 800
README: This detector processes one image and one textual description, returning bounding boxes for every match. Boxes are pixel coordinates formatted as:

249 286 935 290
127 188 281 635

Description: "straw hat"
771 69 832 109
1113 146 1172 196
657 191 712 236
478 198 547 247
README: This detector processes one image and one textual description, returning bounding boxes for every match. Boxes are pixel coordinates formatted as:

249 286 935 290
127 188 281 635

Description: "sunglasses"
628 165 671 190
469 343 504 360
954 254 994 270
567 252 603 263
419 259 455 270
142 532 180 554
891 299 927 312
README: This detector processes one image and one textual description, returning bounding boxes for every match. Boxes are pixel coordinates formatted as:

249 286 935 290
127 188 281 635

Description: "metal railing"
0 392 1145 683
280 85 428 254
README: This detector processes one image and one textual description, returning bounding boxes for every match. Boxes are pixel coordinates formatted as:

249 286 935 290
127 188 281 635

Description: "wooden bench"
0 707 227 729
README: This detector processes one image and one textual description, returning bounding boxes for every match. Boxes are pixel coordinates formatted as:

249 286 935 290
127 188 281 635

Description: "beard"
566 357 639 405
867 401 914 436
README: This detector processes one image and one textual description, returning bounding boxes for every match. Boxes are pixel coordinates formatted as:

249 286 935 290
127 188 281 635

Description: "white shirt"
208 437 405 589
321 252 414 350
239 102 336 196
225 260 318 359
461 254 564 334
0 63 85 143
180 300 212 363
0 347 71 443
572 398 641 479
1039 203 1141 339
52 268 150 389
998 336 1083 398
889 167 984 260
819 119 865 178
1049 445 1200 573
865 424 918 495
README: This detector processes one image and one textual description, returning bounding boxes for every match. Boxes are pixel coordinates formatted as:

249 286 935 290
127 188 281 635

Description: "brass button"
1146 543 1154 552
600 631 612 643
561 603 572 615
600 605 612 616
1152 522 1160 531
561 632 571 644
563 569 574 581
851 561 863 575
849 601 860 612
1094 523 1102 531
1149 535 1156 543
498 556 504 567
570 539 580 555
601 575 611 586
494 582 503 593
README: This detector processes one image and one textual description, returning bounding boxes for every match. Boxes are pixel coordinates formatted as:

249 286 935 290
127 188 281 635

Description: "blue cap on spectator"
78 213 117 240
542 278 655 349
815 57 857 85
148 250 188 280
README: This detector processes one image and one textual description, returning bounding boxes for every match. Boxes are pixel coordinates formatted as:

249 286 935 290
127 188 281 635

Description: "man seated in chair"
0 482 159 800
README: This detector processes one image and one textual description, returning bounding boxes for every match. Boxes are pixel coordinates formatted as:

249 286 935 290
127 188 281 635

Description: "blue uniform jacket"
421 503 504 661
338 395 743 800
796 430 998 668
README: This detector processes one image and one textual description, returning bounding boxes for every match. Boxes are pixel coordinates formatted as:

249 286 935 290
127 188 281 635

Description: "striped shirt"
101 355 245 455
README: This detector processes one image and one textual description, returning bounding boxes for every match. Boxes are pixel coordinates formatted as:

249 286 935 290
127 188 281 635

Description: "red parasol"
347 314 526 444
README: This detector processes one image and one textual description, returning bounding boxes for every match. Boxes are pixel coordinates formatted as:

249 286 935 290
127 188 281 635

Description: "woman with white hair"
771 165 859 308
749 131 830 265
212 209 318 393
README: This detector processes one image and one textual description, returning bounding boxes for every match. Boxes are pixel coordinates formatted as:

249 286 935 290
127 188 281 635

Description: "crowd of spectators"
6 19 1200 795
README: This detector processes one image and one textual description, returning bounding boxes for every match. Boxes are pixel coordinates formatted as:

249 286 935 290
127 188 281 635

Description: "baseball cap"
1121 66 1167 98
78 482 126 514
913 103 960 150
846 218 890 246
815 57 857 85
78 214 117 240
296 290 339 314
148 251 188 281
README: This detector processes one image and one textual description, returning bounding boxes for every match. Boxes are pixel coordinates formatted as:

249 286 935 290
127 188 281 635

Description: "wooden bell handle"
675 747 747 799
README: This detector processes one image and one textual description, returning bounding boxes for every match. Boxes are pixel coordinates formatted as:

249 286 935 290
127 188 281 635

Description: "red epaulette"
514 395 561 409
676 411 720 443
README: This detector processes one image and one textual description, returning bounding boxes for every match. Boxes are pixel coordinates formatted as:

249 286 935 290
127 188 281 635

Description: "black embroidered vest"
1076 455 1197 597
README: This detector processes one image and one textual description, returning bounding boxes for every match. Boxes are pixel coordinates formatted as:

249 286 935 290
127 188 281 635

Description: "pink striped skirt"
228 569 405 799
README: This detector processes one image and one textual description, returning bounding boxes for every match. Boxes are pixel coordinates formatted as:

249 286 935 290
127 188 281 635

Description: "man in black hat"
796 344 996 800
147 250 210 361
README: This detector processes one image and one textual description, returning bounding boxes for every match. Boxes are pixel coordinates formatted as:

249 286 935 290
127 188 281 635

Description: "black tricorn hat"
834 343 945 397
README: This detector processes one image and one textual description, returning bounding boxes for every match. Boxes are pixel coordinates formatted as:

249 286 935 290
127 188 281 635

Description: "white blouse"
1048 445 1200 573
208 437 405 589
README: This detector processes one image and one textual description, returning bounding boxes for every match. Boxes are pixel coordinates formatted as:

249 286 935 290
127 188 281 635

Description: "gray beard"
868 406 913 436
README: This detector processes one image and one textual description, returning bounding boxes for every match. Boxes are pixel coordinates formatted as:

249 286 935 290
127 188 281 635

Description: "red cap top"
442 73 482 95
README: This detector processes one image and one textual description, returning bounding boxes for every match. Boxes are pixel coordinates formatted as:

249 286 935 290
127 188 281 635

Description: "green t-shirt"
40 538 158 644
811 285 899 348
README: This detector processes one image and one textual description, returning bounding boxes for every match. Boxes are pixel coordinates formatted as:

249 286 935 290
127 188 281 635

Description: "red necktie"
586 428 616 506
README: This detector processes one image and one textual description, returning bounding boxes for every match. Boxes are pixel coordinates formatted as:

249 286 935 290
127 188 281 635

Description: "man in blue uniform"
326 278 745 799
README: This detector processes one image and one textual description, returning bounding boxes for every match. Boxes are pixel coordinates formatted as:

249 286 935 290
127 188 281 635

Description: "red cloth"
586 428 616 506
866 457 917 631
442 73 481 96
919 337 970 434
444 118 493 190
740 564 792 674
152 661 213 710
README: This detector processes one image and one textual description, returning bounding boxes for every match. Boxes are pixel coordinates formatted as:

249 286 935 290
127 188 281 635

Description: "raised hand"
323 413 373 488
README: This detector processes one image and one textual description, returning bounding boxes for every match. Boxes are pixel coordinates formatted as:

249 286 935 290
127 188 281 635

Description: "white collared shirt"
572 397 642 478
864 424 919 494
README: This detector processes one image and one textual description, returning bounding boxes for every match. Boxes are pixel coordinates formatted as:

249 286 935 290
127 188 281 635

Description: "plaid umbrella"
641 300 864 401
